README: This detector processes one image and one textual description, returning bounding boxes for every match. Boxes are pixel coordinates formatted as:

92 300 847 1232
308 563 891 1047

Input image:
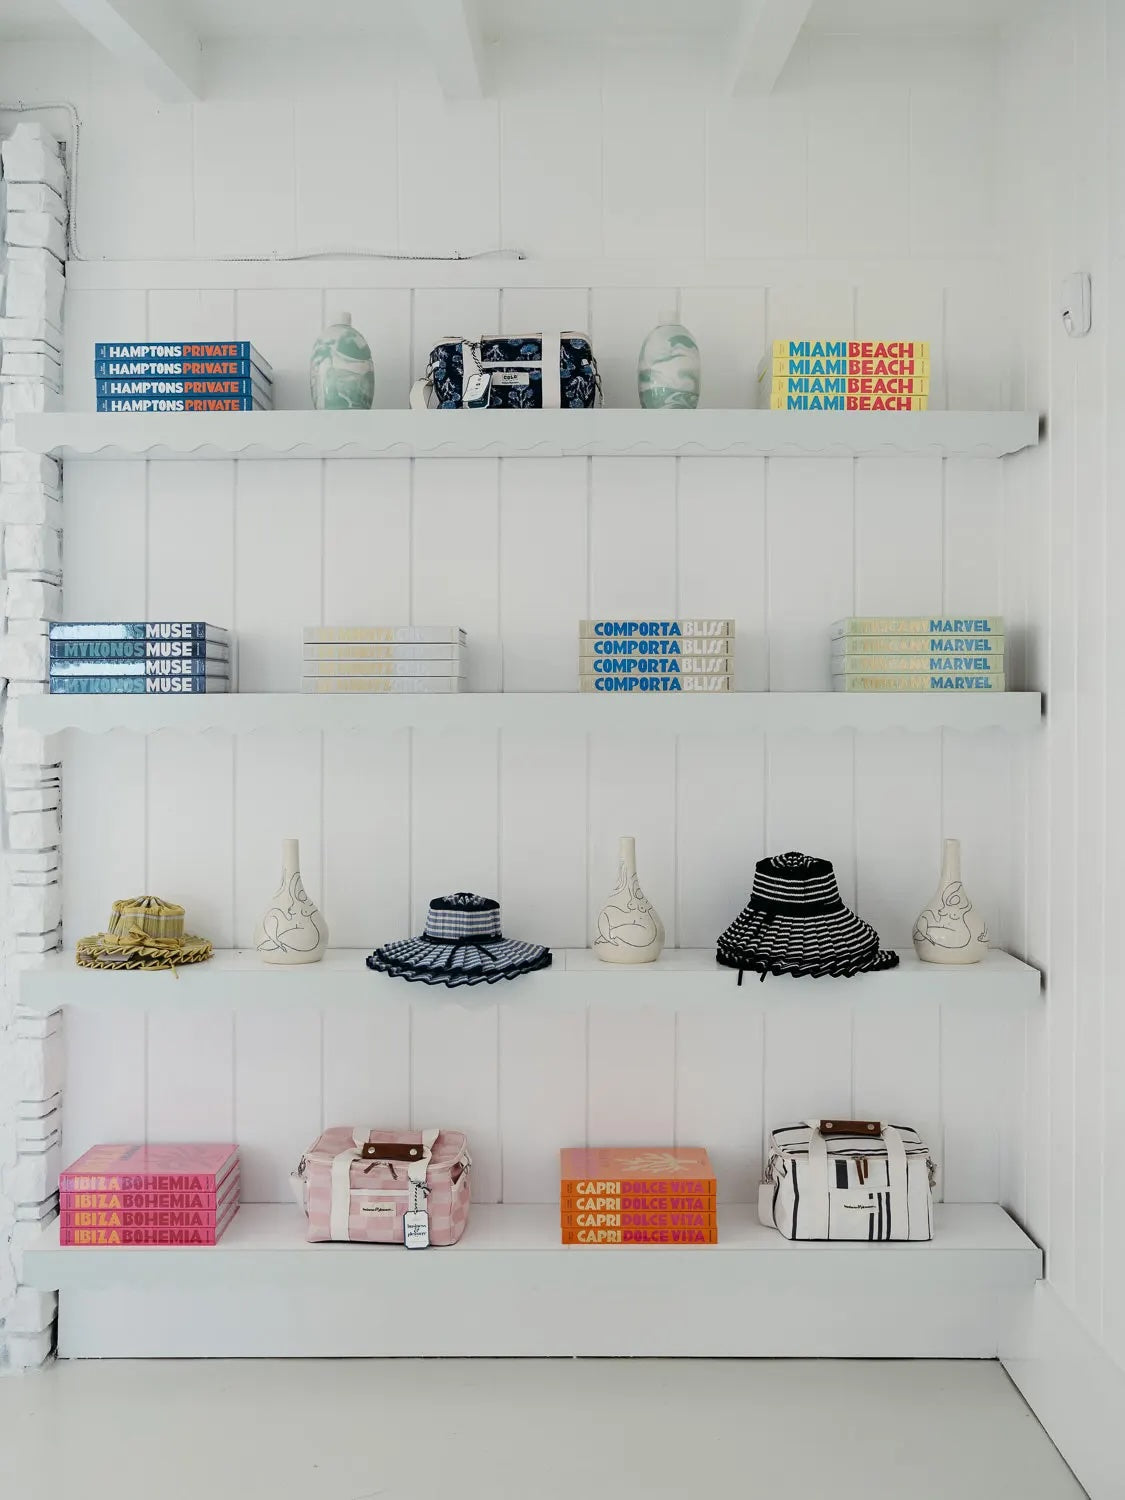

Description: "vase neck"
281 839 301 878
940 839 962 884
618 836 637 874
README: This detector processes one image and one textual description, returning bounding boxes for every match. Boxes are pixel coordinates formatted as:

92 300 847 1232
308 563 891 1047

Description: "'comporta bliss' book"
832 616 1003 639
831 634 1004 656
303 626 466 645
832 673 1007 691
60 1143 239 1193
51 637 229 662
580 676 729 693
49 675 230 694
50 621 230 642
560 1147 716 1197
586 636 730 658
579 656 731 675
579 620 733 639
94 342 273 375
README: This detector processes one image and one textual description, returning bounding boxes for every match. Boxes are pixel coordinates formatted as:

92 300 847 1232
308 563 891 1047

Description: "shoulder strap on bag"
541 331 561 408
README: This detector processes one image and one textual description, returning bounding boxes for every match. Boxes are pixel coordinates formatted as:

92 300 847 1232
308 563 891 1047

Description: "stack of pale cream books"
302 627 466 692
831 616 1005 691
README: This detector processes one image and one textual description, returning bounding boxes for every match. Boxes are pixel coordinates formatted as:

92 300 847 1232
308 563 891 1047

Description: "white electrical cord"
0 98 525 264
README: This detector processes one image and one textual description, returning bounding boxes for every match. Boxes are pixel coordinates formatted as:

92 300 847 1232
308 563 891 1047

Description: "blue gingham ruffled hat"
367 893 552 988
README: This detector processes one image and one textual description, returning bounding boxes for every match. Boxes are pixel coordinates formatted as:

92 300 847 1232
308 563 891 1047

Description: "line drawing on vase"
912 881 989 953
257 871 327 956
594 863 661 951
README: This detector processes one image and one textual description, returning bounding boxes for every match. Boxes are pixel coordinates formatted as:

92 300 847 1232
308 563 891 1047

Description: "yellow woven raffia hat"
76 896 213 973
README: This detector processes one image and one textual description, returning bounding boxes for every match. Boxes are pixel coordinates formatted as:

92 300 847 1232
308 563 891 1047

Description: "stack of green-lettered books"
831 617 1005 692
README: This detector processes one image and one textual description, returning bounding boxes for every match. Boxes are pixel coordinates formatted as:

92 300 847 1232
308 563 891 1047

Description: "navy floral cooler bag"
410 332 601 410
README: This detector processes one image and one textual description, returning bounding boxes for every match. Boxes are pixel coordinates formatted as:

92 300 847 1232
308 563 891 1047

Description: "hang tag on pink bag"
404 1210 430 1249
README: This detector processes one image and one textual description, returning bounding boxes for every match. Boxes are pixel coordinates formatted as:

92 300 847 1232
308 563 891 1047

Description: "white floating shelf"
15 409 1042 461
18 947 1042 1013
23 1203 1042 1359
13 690 1043 737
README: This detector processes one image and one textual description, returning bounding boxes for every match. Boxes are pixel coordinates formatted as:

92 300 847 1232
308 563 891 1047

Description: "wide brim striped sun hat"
367 893 552 988
716 852 899 983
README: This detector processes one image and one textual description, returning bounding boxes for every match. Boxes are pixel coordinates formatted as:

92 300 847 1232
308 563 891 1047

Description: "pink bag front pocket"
296 1126 472 1246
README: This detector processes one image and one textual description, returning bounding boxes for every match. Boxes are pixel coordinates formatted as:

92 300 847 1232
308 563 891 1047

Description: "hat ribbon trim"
748 896 844 918
421 932 506 970
93 925 187 976
735 910 778 986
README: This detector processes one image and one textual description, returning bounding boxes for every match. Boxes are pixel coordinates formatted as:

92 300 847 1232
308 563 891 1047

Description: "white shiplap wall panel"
675 734 765 948
234 460 321 690
412 459 500 689
498 1008 587 1202
766 735 856 908
675 1009 765 1204
235 289 323 411
587 1005 676 1145
411 1003 501 1202
499 457 586 691
410 732 499 930
61 1011 147 1164
852 1000 943 1194
62 293 147 412
412 290 500 386
234 1009 322 1202
322 733 412 949
766 457 853 690
677 289 766 410
232 735 324 948
854 734 942 949
146 1012 235 1141
588 288 677 411
500 732 587 950
321 998 412 1128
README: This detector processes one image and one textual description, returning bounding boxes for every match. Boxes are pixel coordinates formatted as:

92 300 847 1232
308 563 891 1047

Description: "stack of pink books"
59 1143 240 1246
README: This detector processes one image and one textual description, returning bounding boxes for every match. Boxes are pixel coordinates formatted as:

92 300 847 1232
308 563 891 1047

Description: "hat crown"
424 893 503 940
750 852 842 913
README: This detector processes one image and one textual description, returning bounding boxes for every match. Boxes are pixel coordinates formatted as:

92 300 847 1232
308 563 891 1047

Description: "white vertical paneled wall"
0 30 1029 1215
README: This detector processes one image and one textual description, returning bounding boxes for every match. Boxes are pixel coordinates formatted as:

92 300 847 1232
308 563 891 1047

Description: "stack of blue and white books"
94 341 273 412
49 622 233 694
579 620 734 693
831 616 1005 691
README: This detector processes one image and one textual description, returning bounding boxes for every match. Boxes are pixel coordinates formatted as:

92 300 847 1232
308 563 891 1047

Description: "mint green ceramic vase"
638 318 701 409
310 311 375 410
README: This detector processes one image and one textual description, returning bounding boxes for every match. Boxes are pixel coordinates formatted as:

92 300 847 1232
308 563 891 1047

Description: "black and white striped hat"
367 893 552 988
716 852 899 983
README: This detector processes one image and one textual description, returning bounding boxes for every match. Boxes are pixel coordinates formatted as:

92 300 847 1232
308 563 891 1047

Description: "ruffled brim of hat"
716 906 899 981
367 938 552 988
76 933 213 971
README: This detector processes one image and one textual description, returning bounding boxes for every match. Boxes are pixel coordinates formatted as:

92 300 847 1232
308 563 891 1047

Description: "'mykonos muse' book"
831 616 1003 639
50 621 230 641
831 673 1007 691
49 674 231 694
50 659 229 679
51 637 229 661
94 341 273 375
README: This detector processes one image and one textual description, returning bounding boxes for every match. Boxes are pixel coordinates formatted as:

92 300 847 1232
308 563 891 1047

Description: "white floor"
0 1358 1086 1499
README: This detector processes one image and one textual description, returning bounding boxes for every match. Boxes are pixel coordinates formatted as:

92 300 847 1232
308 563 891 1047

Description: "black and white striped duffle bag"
760 1119 936 1241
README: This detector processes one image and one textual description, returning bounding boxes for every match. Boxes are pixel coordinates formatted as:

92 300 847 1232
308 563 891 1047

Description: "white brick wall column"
0 120 66 1371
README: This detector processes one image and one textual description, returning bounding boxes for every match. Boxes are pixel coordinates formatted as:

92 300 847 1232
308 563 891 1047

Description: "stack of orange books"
559 1146 717 1244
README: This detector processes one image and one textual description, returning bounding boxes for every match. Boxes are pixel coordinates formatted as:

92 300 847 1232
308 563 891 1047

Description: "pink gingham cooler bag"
293 1127 471 1246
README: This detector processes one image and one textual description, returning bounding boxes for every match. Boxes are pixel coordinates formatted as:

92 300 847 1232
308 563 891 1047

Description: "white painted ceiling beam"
725 0 815 96
53 0 202 103
415 0 487 100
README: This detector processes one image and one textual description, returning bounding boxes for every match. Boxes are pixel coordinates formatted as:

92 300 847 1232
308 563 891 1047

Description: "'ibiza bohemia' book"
60 1143 239 1194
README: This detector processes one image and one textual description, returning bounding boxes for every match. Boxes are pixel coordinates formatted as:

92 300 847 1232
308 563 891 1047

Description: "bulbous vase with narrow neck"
254 838 329 965
912 838 988 965
593 835 665 965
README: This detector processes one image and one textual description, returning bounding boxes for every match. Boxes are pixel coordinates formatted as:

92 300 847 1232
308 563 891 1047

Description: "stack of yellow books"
757 340 930 410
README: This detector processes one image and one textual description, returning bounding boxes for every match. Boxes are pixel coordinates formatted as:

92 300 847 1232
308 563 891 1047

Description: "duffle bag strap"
328 1125 376 1242
541 331 561 408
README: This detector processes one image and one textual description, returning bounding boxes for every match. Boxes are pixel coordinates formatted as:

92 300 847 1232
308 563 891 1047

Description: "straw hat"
76 896 212 972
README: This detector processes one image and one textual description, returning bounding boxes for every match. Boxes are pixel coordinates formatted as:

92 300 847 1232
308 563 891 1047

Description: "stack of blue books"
49 623 232 694
94 341 273 413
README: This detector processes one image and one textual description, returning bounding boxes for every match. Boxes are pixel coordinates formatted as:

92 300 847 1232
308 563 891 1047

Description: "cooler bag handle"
803 1121 909 1239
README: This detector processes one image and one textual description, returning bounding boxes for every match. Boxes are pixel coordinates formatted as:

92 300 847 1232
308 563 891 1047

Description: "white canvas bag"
760 1119 935 1241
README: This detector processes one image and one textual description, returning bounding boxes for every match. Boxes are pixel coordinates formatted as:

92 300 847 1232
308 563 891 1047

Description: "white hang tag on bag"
404 1128 438 1248
404 1208 430 1249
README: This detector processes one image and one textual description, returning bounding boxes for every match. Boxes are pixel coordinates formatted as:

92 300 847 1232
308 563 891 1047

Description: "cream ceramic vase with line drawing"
912 838 988 965
593 835 665 965
254 838 329 965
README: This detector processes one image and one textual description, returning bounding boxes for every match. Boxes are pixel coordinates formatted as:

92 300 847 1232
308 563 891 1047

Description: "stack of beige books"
579 620 734 693
831 616 1005 691
302 627 466 693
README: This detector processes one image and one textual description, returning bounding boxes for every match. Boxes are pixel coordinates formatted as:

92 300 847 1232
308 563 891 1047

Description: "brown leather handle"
819 1119 882 1137
359 1142 425 1163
